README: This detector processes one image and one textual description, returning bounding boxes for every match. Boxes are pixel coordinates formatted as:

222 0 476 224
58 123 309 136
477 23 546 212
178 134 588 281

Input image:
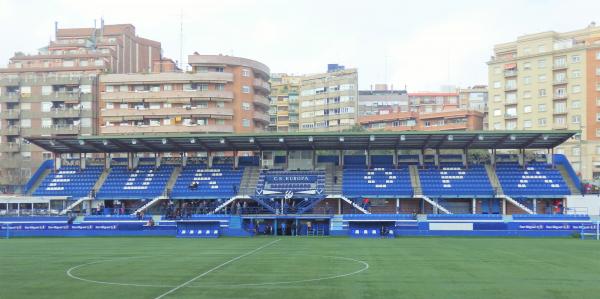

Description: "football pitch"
1 237 600 299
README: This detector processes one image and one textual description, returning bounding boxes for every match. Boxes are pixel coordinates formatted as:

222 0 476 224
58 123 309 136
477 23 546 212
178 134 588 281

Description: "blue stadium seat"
171 164 243 199
96 165 174 200
419 163 494 197
342 166 413 198
496 163 570 197
32 166 103 198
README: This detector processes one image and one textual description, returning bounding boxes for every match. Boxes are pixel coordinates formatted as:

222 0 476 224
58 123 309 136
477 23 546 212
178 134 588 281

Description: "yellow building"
269 74 302 132
488 23 600 180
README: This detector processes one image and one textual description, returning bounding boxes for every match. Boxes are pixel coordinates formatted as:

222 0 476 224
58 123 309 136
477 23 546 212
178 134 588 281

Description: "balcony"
0 109 20 119
0 92 20 102
552 64 568 70
253 111 271 124
504 99 518 106
101 107 234 118
48 108 82 118
5 125 20 135
504 86 517 92
553 94 568 100
504 114 518 120
253 95 270 108
100 124 234 134
21 125 81 136
0 142 21 153
504 70 518 77
553 123 568 130
0 77 20 86
46 91 81 101
100 90 234 101
253 78 271 93
552 79 568 86
553 110 568 115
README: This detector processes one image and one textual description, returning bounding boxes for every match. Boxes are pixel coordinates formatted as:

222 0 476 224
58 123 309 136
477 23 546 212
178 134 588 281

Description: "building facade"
0 23 161 192
268 73 302 132
487 23 600 180
359 90 483 131
459 85 488 129
99 54 271 135
298 68 358 131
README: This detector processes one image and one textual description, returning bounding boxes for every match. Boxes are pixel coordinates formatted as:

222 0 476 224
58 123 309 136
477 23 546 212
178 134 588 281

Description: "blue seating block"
33 166 103 198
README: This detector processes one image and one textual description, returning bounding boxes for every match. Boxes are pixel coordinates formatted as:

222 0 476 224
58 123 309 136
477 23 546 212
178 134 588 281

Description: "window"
523 91 531 99
597 128 600 137
572 55 581 63
242 86 251 93
572 85 581 93
198 83 209 91
596 146 600 155
538 104 546 112
493 94 501 102
572 115 581 124
573 147 580 156
94 59 103 66
596 51 600 60
42 85 52 95
20 103 30 110
494 67 501 74
241 69 250 77
554 72 566 83
572 69 582 78
538 45 546 53
524 105 532 113
493 109 501 117
79 60 88 67
554 56 566 68
493 122 501 129
21 119 31 128
242 102 251 110
216 119 225 125
163 84 172 91
215 83 225 91
41 102 52 112
597 83 600 91
105 85 114 93
120 85 128 92
81 118 91 128
572 100 581 109
523 120 532 128
493 81 501 89
538 59 546 68
106 102 114 109
538 118 547 126
523 47 531 55
554 101 566 113
216 101 225 108
523 76 531 85
62 60 74 67
538 74 546 82
242 119 250 127
539 89 546 97
523 62 531 70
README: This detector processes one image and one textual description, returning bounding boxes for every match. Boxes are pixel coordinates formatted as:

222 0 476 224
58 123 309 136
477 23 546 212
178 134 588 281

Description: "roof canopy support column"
182 152 187 168
127 153 134 170
80 153 86 170
156 152 161 168
518 149 525 168
434 149 440 168
285 150 289 170
491 149 496 168
233 151 239 169
207 151 213 168
54 154 62 172
418 150 424 168
338 150 344 167
366 150 370 169
312 149 316 169
462 149 468 168
394 149 398 169
547 148 554 168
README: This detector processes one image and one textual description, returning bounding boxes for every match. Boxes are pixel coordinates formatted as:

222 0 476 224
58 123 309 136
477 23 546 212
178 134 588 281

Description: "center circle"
66 254 369 288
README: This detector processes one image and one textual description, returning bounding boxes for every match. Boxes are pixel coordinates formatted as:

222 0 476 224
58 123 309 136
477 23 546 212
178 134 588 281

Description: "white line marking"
153 239 281 299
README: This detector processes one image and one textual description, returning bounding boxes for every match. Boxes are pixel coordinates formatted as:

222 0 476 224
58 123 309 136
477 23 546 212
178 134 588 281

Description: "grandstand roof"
25 131 577 154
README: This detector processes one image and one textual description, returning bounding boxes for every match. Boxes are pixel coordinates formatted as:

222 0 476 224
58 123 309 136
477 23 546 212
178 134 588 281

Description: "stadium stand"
427 214 503 220
32 165 103 198
171 164 243 199
342 165 413 198
419 163 494 197
496 162 571 197
96 165 174 199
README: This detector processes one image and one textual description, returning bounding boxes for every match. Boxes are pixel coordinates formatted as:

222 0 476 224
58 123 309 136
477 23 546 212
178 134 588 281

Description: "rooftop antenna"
179 9 183 70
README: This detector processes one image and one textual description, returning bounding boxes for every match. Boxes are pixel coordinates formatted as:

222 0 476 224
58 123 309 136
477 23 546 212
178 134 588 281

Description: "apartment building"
298 67 358 132
487 23 600 180
268 73 302 132
99 54 271 135
358 89 483 131
459 85 488 129
0 23 161 192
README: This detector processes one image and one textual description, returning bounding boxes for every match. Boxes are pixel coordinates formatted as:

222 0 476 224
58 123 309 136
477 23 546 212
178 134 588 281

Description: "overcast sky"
1 0 599 90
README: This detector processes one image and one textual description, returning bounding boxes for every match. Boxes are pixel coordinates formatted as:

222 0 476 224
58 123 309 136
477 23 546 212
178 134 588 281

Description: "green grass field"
1 237 600 299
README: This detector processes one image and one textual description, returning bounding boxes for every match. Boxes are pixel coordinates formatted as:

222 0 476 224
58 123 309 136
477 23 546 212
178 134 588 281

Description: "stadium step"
409 165 422 195
26 168 51 195
165 166 182 196
556 165 581 195
132 196 167 215
239 166 260 196
415 195 452 214
329 195 370 214
59 197 91 215
91 168 111 197
485 164 504 195
498 194 534 214
211 195 251 214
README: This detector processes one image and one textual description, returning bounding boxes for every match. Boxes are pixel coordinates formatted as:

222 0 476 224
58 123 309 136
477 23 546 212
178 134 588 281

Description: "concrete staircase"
164 165 182 196
498 194 534 214
239 166 260 196
26 168 51 195
409 165 422 195
415 195 452 214
485 164 504 195
324 164 342 195
91 168 111 198
556 165 581 195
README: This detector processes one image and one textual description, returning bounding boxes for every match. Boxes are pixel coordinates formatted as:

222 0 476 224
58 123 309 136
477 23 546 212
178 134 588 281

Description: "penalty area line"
153 238 282 299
